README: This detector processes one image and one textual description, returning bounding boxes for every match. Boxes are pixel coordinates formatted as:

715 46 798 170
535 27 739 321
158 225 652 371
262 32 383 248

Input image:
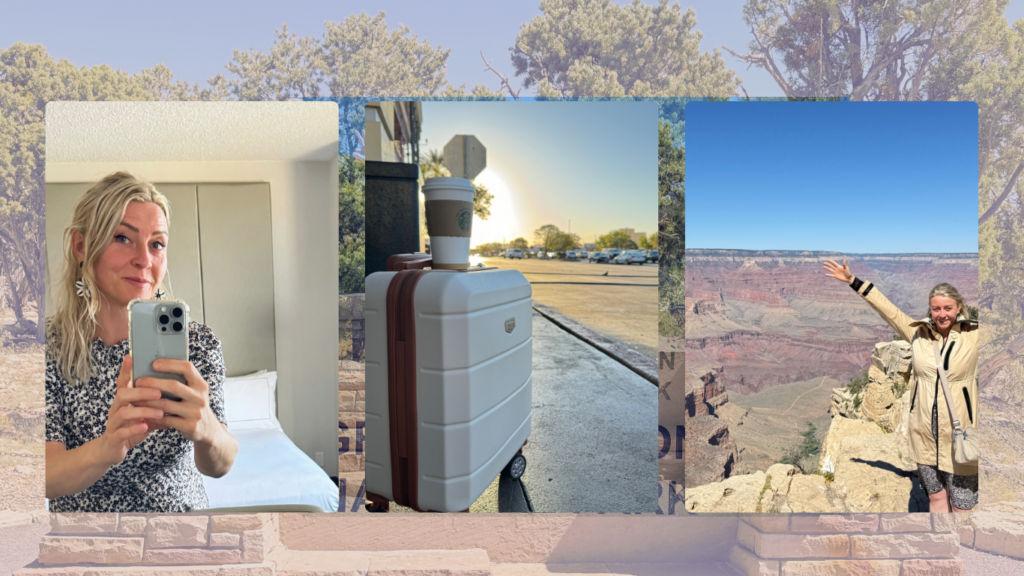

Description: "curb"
532 301 657 386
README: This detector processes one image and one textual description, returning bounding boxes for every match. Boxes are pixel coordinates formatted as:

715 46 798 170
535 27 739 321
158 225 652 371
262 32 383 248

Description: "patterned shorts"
917 403 978 510
917 463 978 510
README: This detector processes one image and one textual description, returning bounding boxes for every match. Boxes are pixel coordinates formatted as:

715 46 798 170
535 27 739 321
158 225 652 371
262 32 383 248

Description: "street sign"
444 135 486 180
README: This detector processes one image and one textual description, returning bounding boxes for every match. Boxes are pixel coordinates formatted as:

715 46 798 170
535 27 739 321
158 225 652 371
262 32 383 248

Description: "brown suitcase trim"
386 268 429 512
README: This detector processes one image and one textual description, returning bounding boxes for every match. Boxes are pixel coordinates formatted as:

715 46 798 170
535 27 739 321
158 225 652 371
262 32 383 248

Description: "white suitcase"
364 254 533 512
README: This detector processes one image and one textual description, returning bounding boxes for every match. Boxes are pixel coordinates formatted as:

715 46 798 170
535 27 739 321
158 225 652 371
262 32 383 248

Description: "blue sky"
685 102 979 254
420 101 657 247
3 1 1019 100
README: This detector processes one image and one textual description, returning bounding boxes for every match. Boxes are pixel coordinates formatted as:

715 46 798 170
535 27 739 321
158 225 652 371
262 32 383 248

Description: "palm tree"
420 148 449 179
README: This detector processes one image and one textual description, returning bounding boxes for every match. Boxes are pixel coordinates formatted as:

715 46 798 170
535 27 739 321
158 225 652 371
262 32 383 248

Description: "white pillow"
223 370 282 431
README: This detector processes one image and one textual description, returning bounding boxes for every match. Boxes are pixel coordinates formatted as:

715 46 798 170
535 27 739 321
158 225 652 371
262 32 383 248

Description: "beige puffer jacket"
852 278 978 476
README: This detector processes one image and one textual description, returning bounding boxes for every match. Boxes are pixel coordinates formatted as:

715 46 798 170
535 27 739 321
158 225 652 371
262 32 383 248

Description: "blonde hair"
928 283 970 323
48 172 171 384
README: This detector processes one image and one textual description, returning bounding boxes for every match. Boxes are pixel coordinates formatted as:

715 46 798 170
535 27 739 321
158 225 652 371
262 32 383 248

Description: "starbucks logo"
457 209 472 232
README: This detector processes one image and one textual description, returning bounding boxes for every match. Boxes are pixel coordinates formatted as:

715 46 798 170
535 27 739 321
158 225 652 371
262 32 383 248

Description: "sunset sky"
420 101 658 248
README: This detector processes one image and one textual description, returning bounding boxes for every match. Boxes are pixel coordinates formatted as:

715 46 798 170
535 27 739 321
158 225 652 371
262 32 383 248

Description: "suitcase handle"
387 253 433 271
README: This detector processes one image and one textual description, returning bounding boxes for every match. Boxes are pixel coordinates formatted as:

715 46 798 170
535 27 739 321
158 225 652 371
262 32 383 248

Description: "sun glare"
471 169 519 247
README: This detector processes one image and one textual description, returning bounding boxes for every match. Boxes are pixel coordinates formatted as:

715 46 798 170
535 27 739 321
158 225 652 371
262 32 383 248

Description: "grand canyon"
680 249 979 511
685 249 978 395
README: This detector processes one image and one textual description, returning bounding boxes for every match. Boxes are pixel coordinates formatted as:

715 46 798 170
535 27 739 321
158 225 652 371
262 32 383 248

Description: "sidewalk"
521 310 658 513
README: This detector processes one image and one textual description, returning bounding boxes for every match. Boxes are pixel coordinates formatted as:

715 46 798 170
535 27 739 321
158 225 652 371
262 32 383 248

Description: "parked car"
578 251 588 259
539 251 550 260
547 251 558 259
647 249 659 262
566 250 578 260
511 249 523 259
614 250 647 265
589 251 609 263
604 248 622 260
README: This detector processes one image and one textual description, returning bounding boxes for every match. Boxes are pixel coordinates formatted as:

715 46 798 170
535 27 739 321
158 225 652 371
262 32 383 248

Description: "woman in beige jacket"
824 259 978 512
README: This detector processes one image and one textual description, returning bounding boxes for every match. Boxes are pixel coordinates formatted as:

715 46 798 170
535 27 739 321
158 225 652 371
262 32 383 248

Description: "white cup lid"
423 177 475 194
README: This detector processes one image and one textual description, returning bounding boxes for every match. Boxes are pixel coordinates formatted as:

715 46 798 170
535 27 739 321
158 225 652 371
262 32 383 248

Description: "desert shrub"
847 369 870 395
659 307 684 338
780 422 821 473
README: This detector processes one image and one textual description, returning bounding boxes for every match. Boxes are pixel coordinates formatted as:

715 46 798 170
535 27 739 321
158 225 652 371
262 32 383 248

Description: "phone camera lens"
159 314 170 324
161 327 167 332
172 307 183 318
172 321 183 332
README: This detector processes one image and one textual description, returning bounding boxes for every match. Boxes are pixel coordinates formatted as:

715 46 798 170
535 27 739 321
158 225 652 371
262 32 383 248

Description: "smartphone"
128 299 190 401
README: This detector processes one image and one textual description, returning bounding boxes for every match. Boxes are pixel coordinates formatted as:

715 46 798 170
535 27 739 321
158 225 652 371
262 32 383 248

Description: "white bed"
202 370 339 512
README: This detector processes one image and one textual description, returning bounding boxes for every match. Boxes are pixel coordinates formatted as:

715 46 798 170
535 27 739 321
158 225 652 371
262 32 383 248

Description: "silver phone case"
128 299 190 400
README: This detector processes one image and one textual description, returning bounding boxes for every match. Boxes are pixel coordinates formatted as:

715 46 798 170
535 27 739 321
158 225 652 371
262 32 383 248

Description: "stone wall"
26 513 278 570
338 366 366 514
729 513 964 576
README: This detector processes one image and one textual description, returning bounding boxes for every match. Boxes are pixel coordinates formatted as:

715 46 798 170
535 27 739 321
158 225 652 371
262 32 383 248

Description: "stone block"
211 532 241 547
737 521 758 553
210 515 272 533
901 559 966 576
339 453 365 473
339 472 366 498
338 371 365 392
49 514 119 534
273 550 371 576
366 549 490 575
958 525 974 548
781 560 900 576
118 516 148 536
879 514 932 533
850 533 958 559
729 544 779 576
971 505 1024 559
931 514 957 533
790 515 879 533
242 531 265 563
744 516 790 533
143 549 242 565
39 536 144 565
240 519 279 563
338 391 357 411
26 566 273 576
755 533 850 559
0 511 33 528
146 516 209 548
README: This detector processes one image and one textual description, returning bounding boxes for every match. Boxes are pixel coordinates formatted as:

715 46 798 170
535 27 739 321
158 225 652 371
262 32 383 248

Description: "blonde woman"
824 259 978 512
45 172 237 512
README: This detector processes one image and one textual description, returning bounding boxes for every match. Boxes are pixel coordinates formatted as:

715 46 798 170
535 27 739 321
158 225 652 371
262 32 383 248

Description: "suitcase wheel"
365 501 390 513
502 453 527 480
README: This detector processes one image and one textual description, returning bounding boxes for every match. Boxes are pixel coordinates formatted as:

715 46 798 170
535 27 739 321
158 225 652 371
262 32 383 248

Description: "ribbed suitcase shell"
364 267 533 512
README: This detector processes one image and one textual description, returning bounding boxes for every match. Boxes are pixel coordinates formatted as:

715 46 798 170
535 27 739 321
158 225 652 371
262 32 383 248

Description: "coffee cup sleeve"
425 200 474 238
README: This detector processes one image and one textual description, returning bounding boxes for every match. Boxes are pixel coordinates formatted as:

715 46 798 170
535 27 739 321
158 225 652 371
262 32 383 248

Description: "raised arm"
823 258 917 342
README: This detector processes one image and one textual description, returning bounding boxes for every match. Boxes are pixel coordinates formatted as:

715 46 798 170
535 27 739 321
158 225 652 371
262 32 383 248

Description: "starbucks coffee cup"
423 177 475 270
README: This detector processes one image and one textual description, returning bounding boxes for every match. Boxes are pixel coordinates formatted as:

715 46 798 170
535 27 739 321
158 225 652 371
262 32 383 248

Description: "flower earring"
76 263 91 299
155 288 166 300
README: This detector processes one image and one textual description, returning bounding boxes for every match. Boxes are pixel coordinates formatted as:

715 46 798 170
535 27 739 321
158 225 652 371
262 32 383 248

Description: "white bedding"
202 428 339 512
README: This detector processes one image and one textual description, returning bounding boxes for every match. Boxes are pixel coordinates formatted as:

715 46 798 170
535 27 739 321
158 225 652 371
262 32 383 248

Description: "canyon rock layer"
685 249 978 395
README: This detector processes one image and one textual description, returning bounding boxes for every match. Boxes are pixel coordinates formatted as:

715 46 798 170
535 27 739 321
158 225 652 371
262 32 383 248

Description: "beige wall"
48 160 340 477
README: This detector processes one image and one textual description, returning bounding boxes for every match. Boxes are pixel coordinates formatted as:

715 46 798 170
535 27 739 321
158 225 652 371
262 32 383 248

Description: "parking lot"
480 255 658 360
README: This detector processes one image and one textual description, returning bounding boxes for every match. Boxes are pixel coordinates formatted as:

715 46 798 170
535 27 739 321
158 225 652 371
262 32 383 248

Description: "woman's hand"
134 359 221 444
134 359 238 477
98 355 164 466
823 258 854 284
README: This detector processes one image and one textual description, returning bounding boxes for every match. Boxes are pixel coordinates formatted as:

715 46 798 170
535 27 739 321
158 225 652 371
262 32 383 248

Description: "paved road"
480 256 658 360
